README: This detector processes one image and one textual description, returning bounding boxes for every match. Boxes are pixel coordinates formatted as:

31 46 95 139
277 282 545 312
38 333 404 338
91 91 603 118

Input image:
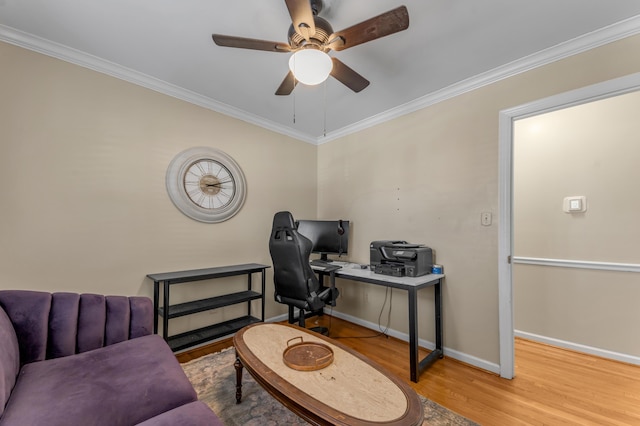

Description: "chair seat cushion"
0 335 197 426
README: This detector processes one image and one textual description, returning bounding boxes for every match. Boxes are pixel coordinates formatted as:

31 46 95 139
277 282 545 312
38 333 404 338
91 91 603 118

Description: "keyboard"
310 259 342 270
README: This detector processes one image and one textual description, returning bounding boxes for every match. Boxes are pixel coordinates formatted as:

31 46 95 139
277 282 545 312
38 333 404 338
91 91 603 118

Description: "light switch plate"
563 196 587 213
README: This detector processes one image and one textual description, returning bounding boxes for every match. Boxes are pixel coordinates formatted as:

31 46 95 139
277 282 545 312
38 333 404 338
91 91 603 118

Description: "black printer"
370 241 433 277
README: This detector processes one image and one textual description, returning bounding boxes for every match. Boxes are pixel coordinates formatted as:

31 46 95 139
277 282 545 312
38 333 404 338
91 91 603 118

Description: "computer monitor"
296 219 350 261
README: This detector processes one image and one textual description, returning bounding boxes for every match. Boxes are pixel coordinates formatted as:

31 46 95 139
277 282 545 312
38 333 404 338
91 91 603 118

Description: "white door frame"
497 72 640 379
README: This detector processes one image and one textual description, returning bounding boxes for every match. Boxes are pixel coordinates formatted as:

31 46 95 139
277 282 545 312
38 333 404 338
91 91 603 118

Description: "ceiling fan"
212 0 409 95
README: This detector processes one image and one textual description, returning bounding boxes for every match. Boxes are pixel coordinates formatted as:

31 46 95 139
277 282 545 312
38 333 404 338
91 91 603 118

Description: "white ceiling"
2 1 640 144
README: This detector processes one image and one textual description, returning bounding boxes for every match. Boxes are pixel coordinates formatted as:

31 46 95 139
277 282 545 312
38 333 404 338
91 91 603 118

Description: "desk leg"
435 280 443 355
153 281 159 334
408 288 419 382
162 281 169 342
261 270 266 322
416 280 444 381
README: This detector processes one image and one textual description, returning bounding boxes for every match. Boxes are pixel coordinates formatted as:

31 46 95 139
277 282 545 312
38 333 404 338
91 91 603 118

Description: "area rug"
182 347 478 426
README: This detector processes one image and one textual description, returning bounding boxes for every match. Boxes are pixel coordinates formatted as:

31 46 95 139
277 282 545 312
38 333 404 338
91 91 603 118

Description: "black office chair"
268 211 339 334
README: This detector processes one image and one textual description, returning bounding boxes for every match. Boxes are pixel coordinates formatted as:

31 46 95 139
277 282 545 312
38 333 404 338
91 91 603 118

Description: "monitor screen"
296 219 350 261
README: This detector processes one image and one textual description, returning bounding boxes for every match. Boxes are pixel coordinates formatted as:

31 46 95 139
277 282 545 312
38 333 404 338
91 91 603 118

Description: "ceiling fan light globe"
288 50 332 85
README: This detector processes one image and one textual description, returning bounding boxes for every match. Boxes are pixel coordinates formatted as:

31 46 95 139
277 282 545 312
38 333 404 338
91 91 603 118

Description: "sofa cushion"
0 334 197 426
105 295 130 346
136 401 223 426
0 290 52 365
47 292 81 359
0 307 20 417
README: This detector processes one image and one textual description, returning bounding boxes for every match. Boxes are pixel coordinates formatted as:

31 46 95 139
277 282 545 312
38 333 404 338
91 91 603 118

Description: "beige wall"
318 34 640 365
0 41 317 333
2 32 640 367
513 91 640 357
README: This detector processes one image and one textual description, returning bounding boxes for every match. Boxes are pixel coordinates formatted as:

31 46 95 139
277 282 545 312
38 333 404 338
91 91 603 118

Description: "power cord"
331 287 393 340
377 286 393 336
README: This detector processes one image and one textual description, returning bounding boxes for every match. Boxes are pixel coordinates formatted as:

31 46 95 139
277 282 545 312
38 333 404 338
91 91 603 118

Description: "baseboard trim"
328 310 501 375
266 313 290 323
514 330 640 366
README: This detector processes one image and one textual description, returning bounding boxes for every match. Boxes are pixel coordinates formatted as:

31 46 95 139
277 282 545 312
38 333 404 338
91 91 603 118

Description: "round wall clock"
165 147 247 223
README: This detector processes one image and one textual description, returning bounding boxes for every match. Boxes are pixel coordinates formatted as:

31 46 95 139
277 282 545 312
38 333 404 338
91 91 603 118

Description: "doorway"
497 72 640 379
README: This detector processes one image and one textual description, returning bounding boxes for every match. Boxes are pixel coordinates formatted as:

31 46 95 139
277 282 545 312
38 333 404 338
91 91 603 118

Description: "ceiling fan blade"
330 58 370 93
212 34 291 52
275 71 298 95
329 6 409 52
284 0 316 41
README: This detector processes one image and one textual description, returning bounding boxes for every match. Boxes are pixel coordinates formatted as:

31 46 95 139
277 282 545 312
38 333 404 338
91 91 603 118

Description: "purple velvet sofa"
0 290 222 426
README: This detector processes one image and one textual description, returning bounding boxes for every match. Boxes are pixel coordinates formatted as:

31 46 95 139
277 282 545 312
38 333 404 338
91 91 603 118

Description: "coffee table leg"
234 353 243 404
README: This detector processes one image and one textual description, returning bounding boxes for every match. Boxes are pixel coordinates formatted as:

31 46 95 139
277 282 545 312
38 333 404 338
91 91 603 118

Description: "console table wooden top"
234 323 424 426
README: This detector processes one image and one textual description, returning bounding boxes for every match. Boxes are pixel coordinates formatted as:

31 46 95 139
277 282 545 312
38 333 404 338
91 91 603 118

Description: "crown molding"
317 14 640 144
3 14 640 146
0 24 318 145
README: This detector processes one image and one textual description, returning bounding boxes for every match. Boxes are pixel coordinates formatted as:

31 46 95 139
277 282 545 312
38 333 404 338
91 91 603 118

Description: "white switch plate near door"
563 196 587 213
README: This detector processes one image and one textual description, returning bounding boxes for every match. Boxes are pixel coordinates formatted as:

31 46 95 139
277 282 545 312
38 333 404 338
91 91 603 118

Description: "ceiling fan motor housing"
310 0 324 16
288 16 333 50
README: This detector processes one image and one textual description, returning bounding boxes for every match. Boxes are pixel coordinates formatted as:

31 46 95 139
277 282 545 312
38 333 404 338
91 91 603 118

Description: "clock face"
183 159 236 209
166 147 246 223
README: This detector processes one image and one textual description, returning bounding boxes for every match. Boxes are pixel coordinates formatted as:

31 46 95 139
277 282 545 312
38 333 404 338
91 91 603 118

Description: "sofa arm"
0 290 153 366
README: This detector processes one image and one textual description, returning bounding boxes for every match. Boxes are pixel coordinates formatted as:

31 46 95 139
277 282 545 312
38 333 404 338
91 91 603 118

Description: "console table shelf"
147 263 269 352
158 290 263 319
167 315 261 352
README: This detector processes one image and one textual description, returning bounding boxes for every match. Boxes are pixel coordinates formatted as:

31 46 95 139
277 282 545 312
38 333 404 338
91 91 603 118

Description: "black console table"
147 263 269 352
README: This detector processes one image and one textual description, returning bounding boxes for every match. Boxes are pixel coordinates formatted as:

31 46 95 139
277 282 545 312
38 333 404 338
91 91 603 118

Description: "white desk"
315 265 444 382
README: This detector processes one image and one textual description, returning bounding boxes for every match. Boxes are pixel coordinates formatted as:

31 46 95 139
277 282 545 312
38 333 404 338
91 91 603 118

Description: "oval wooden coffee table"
233 323 424 426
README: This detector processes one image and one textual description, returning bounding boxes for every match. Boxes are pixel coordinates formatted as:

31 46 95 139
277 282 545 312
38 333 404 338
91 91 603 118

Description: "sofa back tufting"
0 290 221 426
0 290 153 366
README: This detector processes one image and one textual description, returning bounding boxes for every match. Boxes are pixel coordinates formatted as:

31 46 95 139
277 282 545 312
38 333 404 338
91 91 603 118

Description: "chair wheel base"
309 326 329 336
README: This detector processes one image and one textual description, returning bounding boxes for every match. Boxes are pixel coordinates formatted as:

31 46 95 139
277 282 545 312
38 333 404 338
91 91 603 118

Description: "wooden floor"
177 316 640 425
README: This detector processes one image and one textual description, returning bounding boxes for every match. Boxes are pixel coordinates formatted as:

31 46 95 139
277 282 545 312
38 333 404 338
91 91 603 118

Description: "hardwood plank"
176 316 640 425
175 336 234 363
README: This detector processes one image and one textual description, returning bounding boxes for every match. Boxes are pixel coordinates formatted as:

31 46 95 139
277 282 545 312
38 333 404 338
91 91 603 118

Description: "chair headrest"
272 211 296 230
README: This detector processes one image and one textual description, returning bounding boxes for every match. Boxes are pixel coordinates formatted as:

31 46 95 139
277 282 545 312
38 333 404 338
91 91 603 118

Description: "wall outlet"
481 212 492 226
